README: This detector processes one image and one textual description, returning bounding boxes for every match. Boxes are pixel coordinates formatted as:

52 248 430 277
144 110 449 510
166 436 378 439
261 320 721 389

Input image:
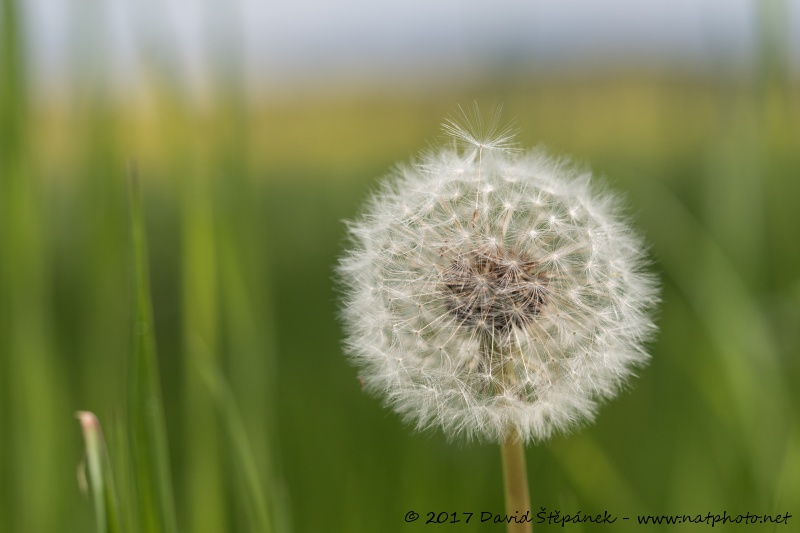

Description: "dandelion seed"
441 102 521 155
337 109 659 444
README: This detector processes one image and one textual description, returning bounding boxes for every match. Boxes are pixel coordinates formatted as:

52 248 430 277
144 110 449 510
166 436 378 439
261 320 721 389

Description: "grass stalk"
127 161 178 533
76 411 124 533
195 345 273 532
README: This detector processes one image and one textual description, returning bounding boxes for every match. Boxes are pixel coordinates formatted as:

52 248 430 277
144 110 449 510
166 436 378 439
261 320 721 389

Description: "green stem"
501 428 532 533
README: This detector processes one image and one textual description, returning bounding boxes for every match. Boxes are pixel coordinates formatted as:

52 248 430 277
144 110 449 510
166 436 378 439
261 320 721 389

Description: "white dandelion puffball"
338 113 658 443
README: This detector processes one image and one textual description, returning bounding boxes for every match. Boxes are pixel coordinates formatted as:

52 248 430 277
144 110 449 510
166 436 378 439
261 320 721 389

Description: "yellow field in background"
29 72 799 182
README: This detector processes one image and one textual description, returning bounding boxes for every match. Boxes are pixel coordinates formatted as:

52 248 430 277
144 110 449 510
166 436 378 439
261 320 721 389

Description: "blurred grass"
76 411 123 533
127 165 178 533
3 3 800 533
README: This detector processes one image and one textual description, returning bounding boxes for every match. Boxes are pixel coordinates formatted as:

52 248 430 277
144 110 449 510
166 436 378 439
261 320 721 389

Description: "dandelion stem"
501 428 532 533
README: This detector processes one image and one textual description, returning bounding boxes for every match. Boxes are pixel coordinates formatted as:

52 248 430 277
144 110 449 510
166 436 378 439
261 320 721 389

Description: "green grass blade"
127 161 178 533
194 341 273 533
180 160 226 532
109 411 137 533
76 411 124 533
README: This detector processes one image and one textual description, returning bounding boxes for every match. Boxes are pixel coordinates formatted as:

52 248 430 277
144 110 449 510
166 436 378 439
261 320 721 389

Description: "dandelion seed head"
337 112 659 443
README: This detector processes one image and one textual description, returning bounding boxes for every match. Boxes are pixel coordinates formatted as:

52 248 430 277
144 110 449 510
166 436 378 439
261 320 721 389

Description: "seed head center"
442 247 547 335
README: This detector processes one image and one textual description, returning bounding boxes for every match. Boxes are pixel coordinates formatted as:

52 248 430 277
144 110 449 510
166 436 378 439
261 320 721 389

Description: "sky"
19 0 800 97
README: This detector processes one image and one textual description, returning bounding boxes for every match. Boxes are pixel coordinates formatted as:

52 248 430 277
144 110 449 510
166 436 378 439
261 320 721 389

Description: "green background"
1 1 799 531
